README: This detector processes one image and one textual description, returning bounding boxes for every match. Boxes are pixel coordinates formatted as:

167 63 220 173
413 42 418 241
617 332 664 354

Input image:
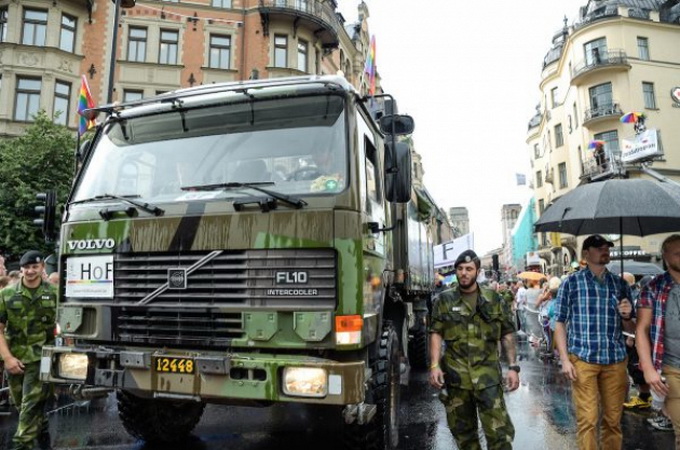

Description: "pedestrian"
47 272 59 286
0 250 57 450
554 234 635 450
637 234 680 442
429 249 519 450
515 279 528 331
621 272 653 411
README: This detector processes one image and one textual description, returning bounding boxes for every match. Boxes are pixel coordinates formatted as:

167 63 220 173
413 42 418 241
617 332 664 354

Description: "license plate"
154 357 195 374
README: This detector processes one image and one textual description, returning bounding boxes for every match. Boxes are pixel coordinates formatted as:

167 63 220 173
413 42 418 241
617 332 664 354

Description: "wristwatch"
508 365 521 373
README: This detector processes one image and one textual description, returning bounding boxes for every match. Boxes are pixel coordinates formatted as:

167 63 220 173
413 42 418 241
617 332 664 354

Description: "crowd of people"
429 234 680 450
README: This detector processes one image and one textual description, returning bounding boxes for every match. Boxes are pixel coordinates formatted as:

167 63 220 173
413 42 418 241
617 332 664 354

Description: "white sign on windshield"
66 255 114 298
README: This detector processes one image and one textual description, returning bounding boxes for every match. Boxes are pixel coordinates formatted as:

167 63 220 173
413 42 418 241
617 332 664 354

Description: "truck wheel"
117 390 205 444
408 321 430 370
344 322 400 450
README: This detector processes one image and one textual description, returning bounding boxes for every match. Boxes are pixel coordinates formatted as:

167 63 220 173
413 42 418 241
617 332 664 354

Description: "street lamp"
107 0 136 104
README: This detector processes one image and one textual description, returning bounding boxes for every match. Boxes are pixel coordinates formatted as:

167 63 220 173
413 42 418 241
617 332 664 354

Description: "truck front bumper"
40 345 365 405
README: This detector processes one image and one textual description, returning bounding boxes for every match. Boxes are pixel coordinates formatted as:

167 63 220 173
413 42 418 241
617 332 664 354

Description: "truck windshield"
72 94 347 204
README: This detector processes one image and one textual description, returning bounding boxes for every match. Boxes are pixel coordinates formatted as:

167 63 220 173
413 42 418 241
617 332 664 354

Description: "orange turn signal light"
335 315 363 332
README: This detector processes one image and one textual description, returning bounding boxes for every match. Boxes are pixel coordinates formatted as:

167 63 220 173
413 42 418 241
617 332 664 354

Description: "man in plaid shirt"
554 234 634 450
637 234 680 446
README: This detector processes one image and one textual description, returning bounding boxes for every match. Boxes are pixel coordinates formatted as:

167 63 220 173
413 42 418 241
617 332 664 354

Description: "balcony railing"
582 102 623 126
571 49 630 81
259 0 341 49
581 152 623 181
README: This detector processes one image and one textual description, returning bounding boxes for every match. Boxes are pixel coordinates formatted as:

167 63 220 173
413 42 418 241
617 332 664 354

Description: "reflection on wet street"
0 340 674 449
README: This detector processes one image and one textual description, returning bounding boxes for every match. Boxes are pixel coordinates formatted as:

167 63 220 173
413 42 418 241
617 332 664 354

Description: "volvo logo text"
67 239 116 251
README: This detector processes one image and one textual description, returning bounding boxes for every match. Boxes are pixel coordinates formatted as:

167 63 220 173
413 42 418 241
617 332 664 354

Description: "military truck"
39 75 440 449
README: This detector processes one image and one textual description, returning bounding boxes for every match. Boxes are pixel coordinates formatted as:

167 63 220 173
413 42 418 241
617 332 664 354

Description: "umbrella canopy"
534 179 680 236
518 271 547 281
588 140 605 149
606 260 663 277
620 112 645 124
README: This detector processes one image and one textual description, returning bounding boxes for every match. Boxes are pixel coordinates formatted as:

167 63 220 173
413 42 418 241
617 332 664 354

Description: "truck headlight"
58 353 89 380
283 367 327 398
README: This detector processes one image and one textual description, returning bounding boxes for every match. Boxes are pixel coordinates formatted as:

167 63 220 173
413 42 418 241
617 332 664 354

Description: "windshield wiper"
69 194 165 216
181 182 307 209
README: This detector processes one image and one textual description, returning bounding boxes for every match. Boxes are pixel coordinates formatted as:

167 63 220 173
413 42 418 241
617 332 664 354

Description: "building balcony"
258 0 341 50
570 49 631 86
582 102 623 127
580 154 622 182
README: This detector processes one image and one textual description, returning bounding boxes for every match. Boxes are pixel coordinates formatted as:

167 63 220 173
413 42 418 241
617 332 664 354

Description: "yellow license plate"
154 357 195 374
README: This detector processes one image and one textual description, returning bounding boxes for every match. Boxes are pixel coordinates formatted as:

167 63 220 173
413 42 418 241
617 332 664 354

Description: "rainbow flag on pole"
77 74 96 135
364 35 376 95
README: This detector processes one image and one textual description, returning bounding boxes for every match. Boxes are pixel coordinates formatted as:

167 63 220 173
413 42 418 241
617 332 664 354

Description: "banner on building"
621 129 663 163
434 233 475 269
516 173 526 186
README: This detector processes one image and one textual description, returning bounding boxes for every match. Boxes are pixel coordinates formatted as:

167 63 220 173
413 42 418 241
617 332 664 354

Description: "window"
558 162 568 189
365 137 381 202
551 87 559 108
533 144 540 159
568 115 573 133
22 9 47 46
589 82 613 111
584 37 607 66
554 124 564 147
643 82 656 109
573 102 578 128
212 0 232 7
127 27 147 62
123 90 143 102
209 35 231 69
15 78 41 121
637 37 649 60
594 130 620 157
538 199 545 214
297 0 309 12
0 7 8 43
297 40 308 72
53 80 71 126
159 30 178 65
274 35 287 68
59 14 77 53
536 171 543 188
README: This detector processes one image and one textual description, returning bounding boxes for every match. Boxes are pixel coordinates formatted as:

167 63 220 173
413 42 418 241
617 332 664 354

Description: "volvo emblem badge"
168 268 187 289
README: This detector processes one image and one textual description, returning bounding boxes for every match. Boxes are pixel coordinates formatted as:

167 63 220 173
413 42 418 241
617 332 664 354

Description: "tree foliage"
0 111 76 260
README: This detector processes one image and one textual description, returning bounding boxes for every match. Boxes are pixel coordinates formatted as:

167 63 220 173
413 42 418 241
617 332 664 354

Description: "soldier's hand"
429 367 445 389
560 358 577 381
5 356 24 375
505 370 520 392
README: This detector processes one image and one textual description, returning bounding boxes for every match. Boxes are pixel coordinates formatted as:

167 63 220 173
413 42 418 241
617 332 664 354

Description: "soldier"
428 249 519 450
0 250 57 450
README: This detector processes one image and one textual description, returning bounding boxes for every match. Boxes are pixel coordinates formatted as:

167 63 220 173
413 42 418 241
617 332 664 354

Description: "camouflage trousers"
440 383 514 450
7 361 53 450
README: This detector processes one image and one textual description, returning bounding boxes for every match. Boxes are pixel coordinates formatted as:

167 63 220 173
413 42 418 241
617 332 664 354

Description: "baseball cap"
454 250 480 269
582 235 614 252
19 250 44 267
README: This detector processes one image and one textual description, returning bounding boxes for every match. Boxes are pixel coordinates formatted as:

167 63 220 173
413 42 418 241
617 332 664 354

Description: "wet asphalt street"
0 341 675 449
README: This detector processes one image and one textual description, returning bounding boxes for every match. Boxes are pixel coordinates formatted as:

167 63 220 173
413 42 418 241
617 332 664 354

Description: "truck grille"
113 307 243 347
113 249 337 309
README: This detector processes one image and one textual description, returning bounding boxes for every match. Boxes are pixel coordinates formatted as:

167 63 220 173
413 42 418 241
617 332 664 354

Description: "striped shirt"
637 272 675 371
554 268 631 364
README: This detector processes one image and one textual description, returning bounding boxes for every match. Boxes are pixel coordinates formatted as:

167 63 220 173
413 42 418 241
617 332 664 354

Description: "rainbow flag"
77 74 96 135
364 35 376 95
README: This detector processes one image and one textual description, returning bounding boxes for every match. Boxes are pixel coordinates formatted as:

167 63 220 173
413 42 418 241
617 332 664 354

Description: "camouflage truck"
39 75 439 449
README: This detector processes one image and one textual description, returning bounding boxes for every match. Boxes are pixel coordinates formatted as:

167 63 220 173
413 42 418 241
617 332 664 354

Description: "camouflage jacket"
430 285 516 390
0 279 57 363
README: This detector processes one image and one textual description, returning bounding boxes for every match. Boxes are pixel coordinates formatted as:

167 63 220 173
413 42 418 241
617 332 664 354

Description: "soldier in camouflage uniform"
0 251 56 450
429 250 519 450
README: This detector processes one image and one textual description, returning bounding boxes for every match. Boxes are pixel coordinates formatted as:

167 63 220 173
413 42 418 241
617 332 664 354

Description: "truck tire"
408 320 430 370
344 322 400 450
117 390 205 444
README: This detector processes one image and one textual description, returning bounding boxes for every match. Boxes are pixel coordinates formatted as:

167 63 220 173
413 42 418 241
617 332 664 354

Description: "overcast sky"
338 0 587 254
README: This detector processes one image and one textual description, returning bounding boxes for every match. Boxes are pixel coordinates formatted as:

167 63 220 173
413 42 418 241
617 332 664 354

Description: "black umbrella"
534 178 680 272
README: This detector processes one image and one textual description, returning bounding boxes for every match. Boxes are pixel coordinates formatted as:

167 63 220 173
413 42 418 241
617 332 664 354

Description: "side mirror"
385 141 412 203
379 114 415 136
77 139 92 163
34 190 58 243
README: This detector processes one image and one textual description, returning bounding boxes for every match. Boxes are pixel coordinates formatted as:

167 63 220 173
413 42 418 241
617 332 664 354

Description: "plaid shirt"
637 272 675 371
555 268 631 364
